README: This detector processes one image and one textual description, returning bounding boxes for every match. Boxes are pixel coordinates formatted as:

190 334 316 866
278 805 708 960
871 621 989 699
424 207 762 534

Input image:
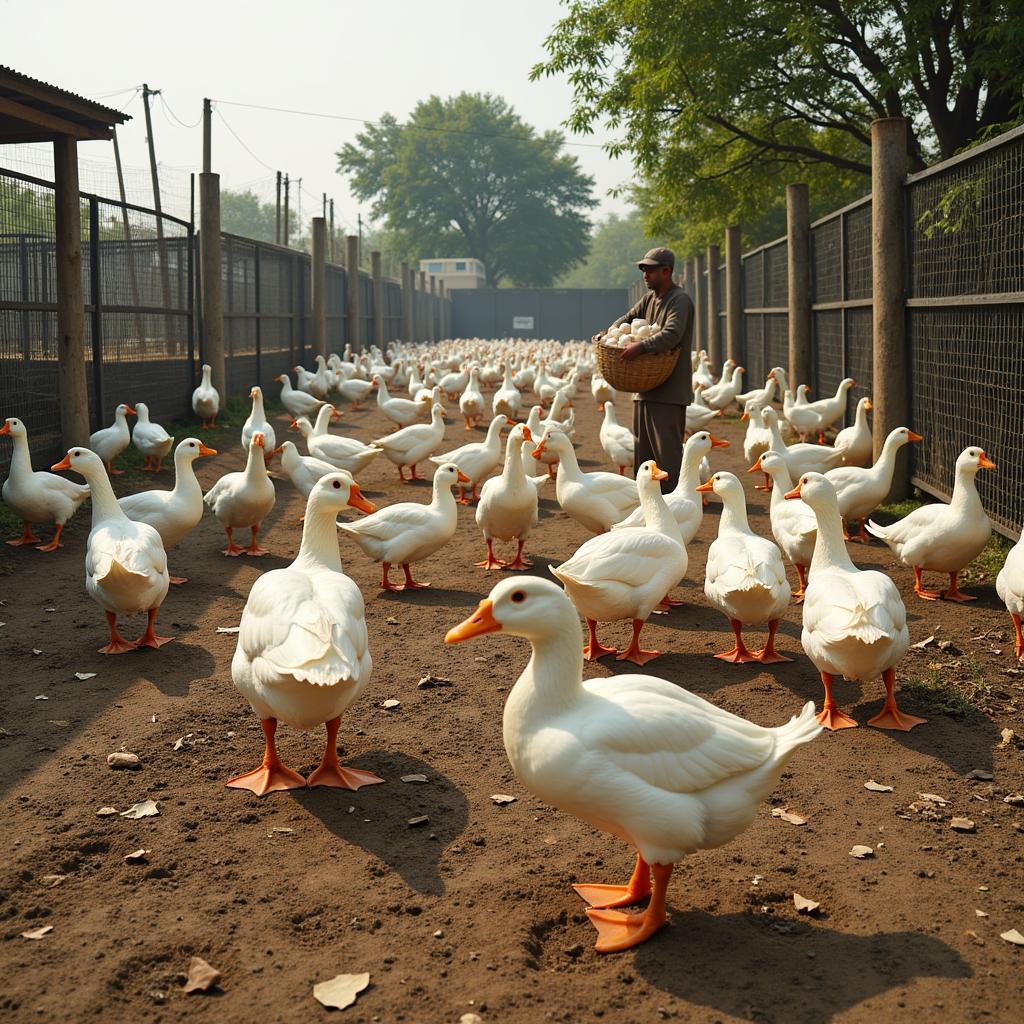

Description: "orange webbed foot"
586 906 667 953
816 705 859 730
307 764 385 790
615 645 662 666
573 881 650 910
867 704 927 731
226 763 307 796
98 637 138 655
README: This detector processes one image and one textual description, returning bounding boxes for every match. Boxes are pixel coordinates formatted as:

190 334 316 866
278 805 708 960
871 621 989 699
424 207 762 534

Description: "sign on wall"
512 316 535 330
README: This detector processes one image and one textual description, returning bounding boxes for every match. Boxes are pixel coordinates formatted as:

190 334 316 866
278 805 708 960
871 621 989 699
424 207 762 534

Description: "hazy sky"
2 0 633 230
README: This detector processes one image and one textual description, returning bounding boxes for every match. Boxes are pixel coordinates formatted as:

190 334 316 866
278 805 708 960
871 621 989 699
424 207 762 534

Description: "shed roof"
0 66 131 144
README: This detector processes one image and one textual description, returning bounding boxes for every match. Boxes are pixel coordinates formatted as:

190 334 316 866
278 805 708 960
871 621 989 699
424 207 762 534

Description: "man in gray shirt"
604 247 694 490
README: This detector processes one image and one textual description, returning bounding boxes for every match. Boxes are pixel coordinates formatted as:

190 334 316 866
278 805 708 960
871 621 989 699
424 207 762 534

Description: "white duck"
89 403 136 475
339 462 468 591
132 403 174 473
996 528 1024 660
787 378 855 443
439 365 469 400
294 363 316 394
475 424 543 570
866 446 995 601
459 367 485 429
336 375 375 409
833 397 873 467
445 577 821 953
296 406 382 477
534 429 639 534
750 451 816 602
277 372 330 421
552 461 686 665
241 386 277 464
375 375 430 429
698 471 792 663
790 472 922 731
598 401 635 476
192 363 220 428
1 417 89 551
371 403 446 482
613 431 727 545
492 364 523 420
307 354 333 400
762 406 846 479
228 472 380 796
118 437 217 582
277 440 339 506
51 446 171 655
204 432 277 556
701 365 745 411
735 369 779 408
591 373 616 410
430 414 511 503
685 400 723 434
742 397 775 490
825 426 922 541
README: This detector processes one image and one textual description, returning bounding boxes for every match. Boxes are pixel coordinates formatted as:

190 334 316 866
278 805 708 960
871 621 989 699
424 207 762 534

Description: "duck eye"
511 591 526 603
333 480 341 489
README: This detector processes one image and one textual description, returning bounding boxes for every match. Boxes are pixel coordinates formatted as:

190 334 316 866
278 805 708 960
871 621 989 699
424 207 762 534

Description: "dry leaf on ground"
124 849 150 864
401 774 428 784
491 794 517 805
381 699 400 710
793 893 820 914
1000 929 1024 946
313 973 370 1010
183 956 221 993
771 807 807 825
864 780 894 792
850 845 874 858
21 925 53 940
73 672 96 681
999 728 1016 747
950 817 976 833
215 626 240 634
96 806 118 817
120 800 159 819
917 793 950 805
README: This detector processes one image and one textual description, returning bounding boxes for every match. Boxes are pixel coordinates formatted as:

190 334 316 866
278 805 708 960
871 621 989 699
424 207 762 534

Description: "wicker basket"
593 337 680 393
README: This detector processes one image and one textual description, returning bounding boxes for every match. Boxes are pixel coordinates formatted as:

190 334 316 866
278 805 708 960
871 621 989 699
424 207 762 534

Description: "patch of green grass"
902 654 993 718
873 497 925 524
963 532 1012 585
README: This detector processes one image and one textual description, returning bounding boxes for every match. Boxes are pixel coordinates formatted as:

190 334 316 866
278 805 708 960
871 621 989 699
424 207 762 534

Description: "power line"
211 97 611 150
158 92 203 130
214 107 277 172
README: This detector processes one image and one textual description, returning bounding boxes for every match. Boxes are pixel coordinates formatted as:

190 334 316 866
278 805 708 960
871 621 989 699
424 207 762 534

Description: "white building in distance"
419 257 486 290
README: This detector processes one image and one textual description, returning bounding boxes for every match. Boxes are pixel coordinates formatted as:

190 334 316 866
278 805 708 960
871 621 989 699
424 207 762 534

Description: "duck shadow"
374 586 482 609
633 908 970 1024
296 751 468 896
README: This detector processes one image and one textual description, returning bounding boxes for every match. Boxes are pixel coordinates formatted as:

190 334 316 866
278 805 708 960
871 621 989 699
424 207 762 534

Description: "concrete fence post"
694 253 706 356
786 183 812 391
401 261 413 342
706 244 721 366
199 171 226 402
346 235 360 353
371 251 384 353
439 281 447 339
725 224 742 366
419 272 427 343
872 117 911 498
311 217 326 358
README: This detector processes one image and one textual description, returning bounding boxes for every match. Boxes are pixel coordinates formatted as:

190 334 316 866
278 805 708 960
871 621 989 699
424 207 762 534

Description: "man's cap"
637 247 675 270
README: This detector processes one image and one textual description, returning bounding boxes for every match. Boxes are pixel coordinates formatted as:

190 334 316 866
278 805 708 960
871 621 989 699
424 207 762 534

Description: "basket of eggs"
593 319 680 393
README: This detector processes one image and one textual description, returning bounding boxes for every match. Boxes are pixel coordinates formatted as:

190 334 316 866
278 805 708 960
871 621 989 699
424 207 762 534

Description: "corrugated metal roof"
0 65 131 123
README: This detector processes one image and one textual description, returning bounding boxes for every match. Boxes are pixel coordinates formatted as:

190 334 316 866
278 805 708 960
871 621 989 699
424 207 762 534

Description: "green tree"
555 208 661 288
337 93 597 286
533 0 1024 251
220 189 277 242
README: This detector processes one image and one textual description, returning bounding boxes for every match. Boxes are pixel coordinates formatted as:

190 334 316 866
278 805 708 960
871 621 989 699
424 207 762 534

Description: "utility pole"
275 171 281 245
141 84 172 319
202 97 212 173
296 178 302 237
329 199 335 262
283 174 290 246
322 192 327 220
357 212 363 268
111 128 145 343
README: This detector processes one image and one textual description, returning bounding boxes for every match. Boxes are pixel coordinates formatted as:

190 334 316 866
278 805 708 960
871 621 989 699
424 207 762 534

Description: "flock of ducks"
1 337 1014 954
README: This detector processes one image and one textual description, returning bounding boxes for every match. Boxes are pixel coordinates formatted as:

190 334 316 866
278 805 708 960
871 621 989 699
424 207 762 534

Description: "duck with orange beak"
787 472 923 731
203 432 276 556
118 438 218 583
698 471 792 664
52 446 171 655
88 402 136 475
866 446 995 601
228 472 380 796
445 577 821 953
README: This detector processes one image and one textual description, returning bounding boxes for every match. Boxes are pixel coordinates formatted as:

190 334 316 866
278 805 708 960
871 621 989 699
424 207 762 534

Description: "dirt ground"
0 386 1022 1024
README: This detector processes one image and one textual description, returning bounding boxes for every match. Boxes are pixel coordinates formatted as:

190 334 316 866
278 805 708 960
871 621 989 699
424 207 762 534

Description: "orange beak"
748 457 763 474
250 388 259 398
531 441 547 459
272 445 284 456
979 452 997 470
695 480 714 493
445 599 501 644
289 419 299 430
51 453 72 471
784 484 802 500
521 426 533 442
0 422 10 435
330 408 342 420
710 435 730 449
199 444 217 456
347 484 377 514
739 411 749 421
253 433 265 448
907 430 923 442
505 416 514 426
864 399 873 411
457 469 471 483
651 463 669 481
125 406 137 416
850 379 857 386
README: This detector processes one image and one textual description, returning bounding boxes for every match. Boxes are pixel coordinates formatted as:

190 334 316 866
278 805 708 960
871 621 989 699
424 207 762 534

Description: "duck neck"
313 405 333 434
509 617 585 720
432 480 457 511
603 403 617 427
486 418 505 445
869 434 903 482
10 432 33 474
251 393 265 421
674 444 706 495
950 465 982 512
294 500 343 573
202 365 212 387
767 466 795 511
244 444 266 481
639 478 682 543
503 439 528 486
172 453 202 501
810 495 857 573
553 443 582 481
718 490 753 536
86 463 126 524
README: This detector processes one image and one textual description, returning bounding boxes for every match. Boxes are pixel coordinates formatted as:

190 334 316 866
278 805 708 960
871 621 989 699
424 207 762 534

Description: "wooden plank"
0 93 110 140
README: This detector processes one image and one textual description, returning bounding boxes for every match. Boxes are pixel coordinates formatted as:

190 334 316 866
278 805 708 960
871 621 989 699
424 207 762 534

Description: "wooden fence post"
429 275 437 343
53 136 90 449
311 217 326 358
694 253 706 357
371 251 384 352
419 272 427 342
400 261 413 342
872 117 910 498
787 183 812 390
346 235 360 353
725 225 742 366
199 171 226 402
706 243 721 366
